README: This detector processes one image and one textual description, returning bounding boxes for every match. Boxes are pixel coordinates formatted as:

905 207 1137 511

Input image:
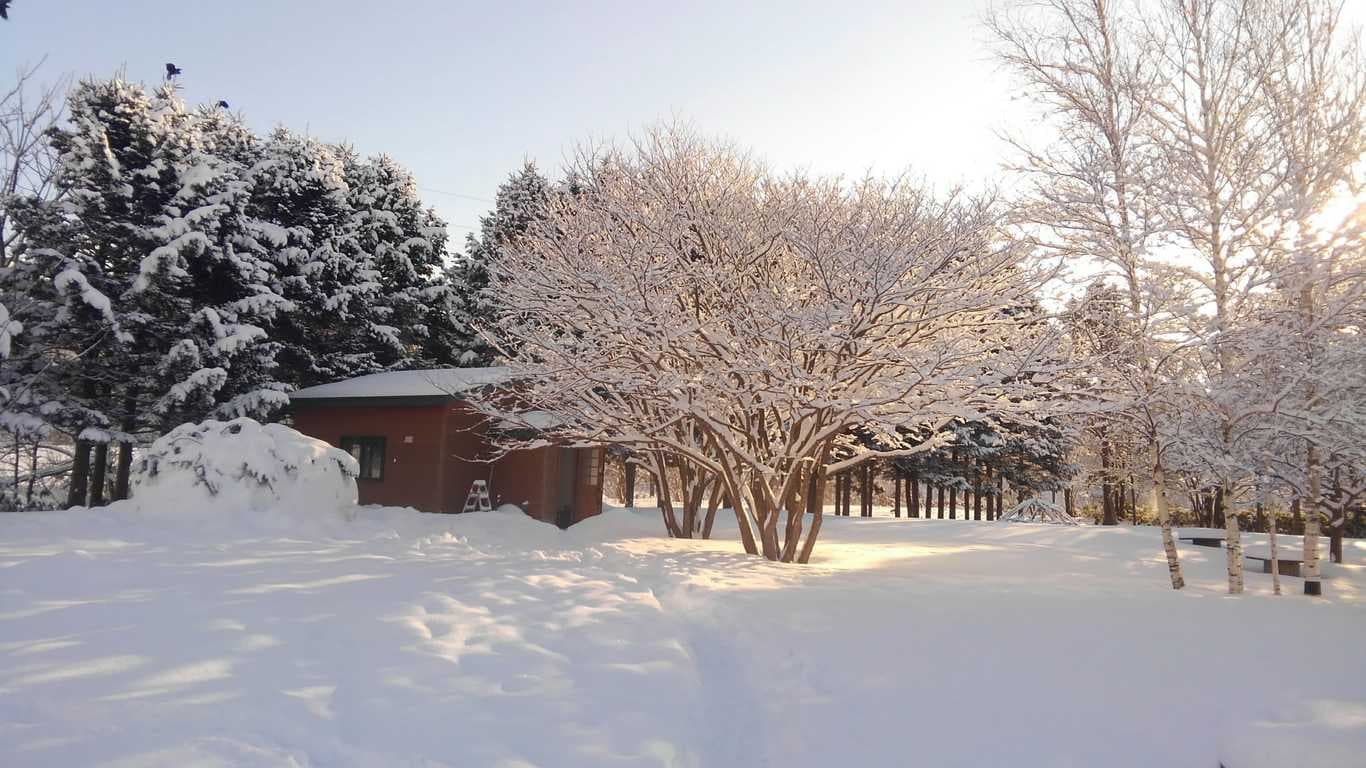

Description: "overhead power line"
418 186 494 204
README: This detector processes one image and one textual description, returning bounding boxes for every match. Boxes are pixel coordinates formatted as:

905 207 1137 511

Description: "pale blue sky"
3 1 1054 242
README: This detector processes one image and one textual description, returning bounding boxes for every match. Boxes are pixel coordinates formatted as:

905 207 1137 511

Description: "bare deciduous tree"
470 126 1070 562
989 0 1188 588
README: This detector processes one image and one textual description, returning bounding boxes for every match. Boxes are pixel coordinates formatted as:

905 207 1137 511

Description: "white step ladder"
461 480 492 514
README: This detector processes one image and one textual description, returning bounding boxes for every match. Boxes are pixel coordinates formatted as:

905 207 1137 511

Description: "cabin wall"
291 403 448 511
292 400 604 523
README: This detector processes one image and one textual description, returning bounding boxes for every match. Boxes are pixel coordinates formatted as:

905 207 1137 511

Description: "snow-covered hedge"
132 417 358 522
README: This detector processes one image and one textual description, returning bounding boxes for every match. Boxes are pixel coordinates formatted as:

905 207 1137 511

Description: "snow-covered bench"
1178 528 1226 548
1243 542 1328 578
1243 551 1304 577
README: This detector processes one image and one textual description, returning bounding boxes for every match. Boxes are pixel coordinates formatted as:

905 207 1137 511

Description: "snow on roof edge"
289 367 513 401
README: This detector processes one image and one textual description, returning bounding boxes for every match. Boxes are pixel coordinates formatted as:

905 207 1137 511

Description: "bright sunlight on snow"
1 505 1363 767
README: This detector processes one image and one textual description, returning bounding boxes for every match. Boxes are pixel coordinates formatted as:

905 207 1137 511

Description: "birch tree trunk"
1268 506 1281 597
1153 451 1185 590
1303 442 1323 596
1223 503 1243 595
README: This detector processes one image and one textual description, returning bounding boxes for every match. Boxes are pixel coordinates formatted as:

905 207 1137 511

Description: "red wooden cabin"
289 368 604 527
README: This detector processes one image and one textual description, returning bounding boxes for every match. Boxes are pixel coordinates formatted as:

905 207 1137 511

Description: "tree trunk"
624 459 637 507
113 441 134 501
1303 443 1323 596
66 439 93 508
88 442 109 507
680 460 708 537
1100 437 1117 526
937 484 944 519
798 479 824 565
973 467 982 521
1064 486 1074 518
702 478 722 539
1224 503 1243 595
860 463 871 517
1326 476 1344 563
795 447 830 564
652 453 684 538
728 477 760 556
1267 497 1282 596
909 472 920 518
987 475 997 521
949 484 957 519
893 470 901 518
755 484 782 561
24 441 39 506
1153 451 1185 590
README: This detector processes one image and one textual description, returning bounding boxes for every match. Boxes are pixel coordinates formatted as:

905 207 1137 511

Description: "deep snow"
1 503 1363 767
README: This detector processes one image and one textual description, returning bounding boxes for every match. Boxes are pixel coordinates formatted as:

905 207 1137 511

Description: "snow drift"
1219 699 1366 768
130 417 358 523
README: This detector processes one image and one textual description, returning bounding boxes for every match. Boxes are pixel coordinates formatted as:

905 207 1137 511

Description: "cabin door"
555 448 578 529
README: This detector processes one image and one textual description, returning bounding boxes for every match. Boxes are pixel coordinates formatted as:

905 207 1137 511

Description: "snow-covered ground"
2 504 1363 767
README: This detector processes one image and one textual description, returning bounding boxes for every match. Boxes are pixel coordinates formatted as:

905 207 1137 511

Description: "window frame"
340 435 387 481
587 447 602 487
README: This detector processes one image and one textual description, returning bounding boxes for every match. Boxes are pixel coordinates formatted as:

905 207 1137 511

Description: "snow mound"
999 497 1080 525
131 417 358 524
1219 699 1366 768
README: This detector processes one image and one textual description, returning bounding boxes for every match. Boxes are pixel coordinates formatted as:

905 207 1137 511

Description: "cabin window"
341 436 386 480
587 448 601 487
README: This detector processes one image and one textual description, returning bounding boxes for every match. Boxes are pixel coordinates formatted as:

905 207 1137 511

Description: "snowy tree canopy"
466 125 1077 561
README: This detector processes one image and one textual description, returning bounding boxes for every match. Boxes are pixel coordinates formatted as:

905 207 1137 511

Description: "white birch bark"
1268 507 1281 596
1223 505 1243 594
1153 452 1185 590
1303 441 1323 596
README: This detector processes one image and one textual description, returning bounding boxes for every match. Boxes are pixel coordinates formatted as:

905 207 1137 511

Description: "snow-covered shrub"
998 497 1080 525
132 417 358 522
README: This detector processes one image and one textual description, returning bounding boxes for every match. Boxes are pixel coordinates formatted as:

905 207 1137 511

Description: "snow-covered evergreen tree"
15 78 175 504
250 129 382 387
2 72 459 507
340 151 458 369
133 104 291 427
451 161 552 366
6 80 287 502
